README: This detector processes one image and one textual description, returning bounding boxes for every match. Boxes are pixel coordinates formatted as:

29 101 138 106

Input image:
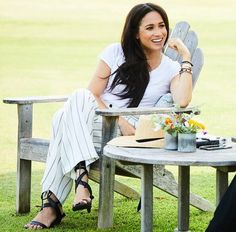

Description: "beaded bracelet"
181 60 193 67
179 67 192 75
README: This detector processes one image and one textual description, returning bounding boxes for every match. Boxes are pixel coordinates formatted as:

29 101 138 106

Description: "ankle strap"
75 172 94 200
41 190 52 201
75 170 88 186
40 192 65 221
74 161 86 171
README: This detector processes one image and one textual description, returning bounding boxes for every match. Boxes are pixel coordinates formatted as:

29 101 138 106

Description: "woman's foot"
24 192 65 229
24 206 57 229
72 163 94 212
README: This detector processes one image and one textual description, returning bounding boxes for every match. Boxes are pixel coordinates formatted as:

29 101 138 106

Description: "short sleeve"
169 59 181 79
99 43 123 68
161 55 181 82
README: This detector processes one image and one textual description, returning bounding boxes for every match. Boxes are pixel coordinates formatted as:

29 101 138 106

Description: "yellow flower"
188 119 205 130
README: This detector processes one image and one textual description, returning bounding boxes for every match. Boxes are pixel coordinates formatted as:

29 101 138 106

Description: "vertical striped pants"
41 89 139 204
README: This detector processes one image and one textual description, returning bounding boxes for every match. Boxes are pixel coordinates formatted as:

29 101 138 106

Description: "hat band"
136 138 162 143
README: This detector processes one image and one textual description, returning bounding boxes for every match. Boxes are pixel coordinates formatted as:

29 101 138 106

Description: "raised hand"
168 38 191 60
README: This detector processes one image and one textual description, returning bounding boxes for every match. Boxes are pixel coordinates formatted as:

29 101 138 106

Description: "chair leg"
17 104 33 214
98 156 115 228
16 159 31 214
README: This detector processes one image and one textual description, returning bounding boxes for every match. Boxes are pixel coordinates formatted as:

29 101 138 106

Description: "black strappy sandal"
72 162 94 213
24 191 65 229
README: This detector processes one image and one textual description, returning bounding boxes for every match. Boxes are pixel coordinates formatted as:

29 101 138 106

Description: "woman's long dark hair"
109 3 169 107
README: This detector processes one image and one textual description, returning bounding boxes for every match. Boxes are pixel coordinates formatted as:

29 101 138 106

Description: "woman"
25 3 193 229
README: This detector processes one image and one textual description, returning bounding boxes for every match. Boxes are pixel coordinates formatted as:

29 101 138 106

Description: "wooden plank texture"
165 21 190 61
177 30 198 64
20 138 48 162
192 48 204 87
3 95 68 104
141 164 153 232
216 169 228 206
96 106 200 117
98 116 118 228
17 104 33 214
104 145 236 166
177 166 190 232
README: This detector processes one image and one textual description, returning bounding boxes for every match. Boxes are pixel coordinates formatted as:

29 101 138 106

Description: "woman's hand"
167 38 191 61
118 117 135 136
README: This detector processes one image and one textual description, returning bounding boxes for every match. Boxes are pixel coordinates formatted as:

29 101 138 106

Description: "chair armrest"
3 95 68 105
96 106 200 116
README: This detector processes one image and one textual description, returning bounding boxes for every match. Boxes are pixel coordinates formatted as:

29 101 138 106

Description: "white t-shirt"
100 43 180 108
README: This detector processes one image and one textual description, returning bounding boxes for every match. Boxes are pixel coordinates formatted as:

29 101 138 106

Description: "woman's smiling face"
137 11 167 53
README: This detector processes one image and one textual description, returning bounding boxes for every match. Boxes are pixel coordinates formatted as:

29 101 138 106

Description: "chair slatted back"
164 21 204 87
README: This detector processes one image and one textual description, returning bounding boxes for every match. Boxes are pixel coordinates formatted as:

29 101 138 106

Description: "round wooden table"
100 144 236 232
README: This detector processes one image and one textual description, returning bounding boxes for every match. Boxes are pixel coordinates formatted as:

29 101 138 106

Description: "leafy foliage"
153 110 205 136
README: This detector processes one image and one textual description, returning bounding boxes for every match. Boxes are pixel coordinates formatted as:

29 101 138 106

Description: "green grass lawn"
1 0 236 231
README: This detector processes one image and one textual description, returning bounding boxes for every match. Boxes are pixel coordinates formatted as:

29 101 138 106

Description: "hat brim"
108 136 164 148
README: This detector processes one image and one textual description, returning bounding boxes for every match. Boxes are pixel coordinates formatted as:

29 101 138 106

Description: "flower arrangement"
153 111 206 136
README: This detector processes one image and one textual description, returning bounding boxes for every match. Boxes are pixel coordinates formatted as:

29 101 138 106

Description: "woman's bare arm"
87 60 111 109
168 38 192 107
88 60 135 135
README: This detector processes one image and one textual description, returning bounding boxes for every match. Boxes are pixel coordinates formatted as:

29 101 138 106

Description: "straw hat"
108 115 164 148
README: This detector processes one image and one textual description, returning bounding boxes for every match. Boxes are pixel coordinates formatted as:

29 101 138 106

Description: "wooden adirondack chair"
3 21 215 215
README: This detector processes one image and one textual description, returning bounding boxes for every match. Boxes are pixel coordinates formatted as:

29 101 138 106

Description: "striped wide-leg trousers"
41 89 102 203
40 88 139 204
